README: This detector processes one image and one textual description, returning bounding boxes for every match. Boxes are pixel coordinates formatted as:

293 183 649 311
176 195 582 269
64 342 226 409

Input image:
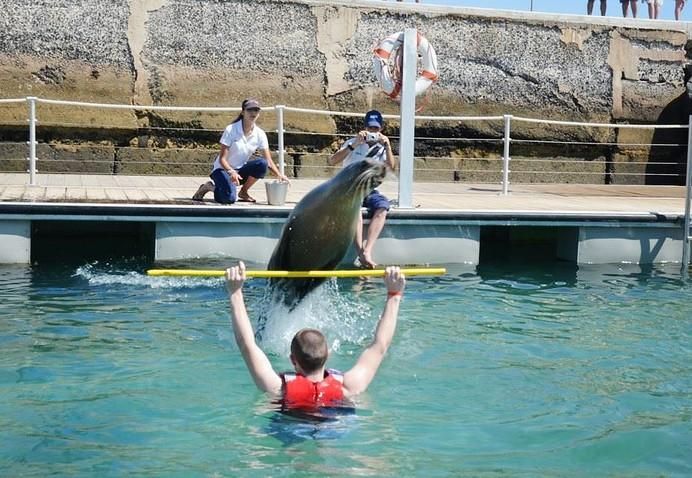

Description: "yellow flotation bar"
146 268 446 278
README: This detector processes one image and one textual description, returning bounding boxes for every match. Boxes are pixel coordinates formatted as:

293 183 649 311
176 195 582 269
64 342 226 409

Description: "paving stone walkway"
0 173 686 215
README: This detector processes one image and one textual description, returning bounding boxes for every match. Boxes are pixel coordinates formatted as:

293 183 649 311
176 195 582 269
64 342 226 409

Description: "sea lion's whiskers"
346 171 376 196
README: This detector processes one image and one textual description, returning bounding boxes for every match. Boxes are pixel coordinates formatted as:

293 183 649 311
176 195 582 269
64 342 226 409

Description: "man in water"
225 262 405 408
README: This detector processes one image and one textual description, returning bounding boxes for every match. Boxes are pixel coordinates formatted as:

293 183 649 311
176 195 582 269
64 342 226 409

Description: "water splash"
73 263 221 289
256 279 374 356
73 263 376 354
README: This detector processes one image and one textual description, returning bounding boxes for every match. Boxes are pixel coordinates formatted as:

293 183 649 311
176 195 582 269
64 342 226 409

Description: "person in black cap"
328 110 397 269
192 98 289 204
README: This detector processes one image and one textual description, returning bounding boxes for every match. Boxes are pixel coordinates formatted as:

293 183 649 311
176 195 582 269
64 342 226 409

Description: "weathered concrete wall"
0 0 690 183
0 0 134 127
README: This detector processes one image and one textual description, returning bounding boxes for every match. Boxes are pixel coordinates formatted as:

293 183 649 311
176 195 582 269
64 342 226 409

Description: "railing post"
502 114 512 196
275 104 285 176
26 96 38 186
681 115 692 275
397 28 418 209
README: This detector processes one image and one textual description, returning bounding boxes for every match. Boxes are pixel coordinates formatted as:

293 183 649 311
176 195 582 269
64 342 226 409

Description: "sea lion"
267 158 387 309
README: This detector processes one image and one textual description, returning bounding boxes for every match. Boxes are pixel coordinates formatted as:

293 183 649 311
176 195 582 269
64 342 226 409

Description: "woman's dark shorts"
210 158 268 204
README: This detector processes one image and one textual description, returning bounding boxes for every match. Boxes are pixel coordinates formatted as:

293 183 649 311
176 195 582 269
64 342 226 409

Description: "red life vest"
281 369 345 409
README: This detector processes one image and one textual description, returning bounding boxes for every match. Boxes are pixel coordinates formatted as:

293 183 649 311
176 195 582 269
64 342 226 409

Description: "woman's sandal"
237 193 257 203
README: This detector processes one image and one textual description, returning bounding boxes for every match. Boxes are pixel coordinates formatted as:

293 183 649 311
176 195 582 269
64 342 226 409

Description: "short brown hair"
290 328 328 373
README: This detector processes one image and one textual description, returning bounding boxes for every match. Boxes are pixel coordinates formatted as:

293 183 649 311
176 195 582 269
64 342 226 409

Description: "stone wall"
0 0 689 184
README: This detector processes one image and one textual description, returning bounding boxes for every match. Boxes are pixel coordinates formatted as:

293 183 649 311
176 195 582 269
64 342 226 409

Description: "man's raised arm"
226 262 282 394
342 266 406 397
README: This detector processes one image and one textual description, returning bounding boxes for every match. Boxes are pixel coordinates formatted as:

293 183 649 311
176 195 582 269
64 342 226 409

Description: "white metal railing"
502 115 511 195
4 96 687 187
512 116 688 129
27 97 37 186
683 115 692 276
0 96 690 266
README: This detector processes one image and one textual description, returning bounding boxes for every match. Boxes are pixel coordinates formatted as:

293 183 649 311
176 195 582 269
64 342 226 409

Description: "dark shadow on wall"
646 83 691 185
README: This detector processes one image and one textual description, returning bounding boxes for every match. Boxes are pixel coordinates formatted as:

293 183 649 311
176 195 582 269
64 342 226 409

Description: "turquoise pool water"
1 261 691 477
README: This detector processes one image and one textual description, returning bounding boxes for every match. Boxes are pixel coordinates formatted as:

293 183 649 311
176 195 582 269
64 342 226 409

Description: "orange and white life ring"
372 31 438 99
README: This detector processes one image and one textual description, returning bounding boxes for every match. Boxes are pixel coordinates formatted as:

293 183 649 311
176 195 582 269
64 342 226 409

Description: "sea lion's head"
342 158 387 198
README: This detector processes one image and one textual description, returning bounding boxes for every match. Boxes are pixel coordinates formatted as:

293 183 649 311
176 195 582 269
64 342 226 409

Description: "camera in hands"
366 132 379 143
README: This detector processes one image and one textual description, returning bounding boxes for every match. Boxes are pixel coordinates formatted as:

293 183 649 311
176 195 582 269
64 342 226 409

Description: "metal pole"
26 96 37 186
276 104 285 176
398 28 418 209
502 114 512 196
681 115 692 275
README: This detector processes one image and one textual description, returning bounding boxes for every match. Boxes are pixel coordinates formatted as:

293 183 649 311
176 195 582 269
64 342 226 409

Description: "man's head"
364 110 383 132
290 328 328 374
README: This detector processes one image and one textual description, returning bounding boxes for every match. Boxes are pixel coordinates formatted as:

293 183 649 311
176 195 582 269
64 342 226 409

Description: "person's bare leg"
601 0 607 15
239 177 258 201
587 0 595 14
361 209 387 269
675 0 685 20
647 3 654 18
654 2 660 18
631 0 638 17
354 214 366 267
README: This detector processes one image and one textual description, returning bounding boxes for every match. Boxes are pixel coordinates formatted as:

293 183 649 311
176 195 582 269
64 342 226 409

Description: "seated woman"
193 98 288 204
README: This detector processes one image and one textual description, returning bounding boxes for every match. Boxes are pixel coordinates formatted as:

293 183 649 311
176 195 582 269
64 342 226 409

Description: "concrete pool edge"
0 201 686 266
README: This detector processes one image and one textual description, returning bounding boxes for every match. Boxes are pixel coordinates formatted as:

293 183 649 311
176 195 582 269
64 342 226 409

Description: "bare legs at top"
676 0 686 20
587 0 607 15
648 1 661 19
587 0 684 19
621 0 638 17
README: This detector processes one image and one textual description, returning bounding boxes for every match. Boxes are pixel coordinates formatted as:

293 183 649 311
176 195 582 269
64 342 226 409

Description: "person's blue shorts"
362 189 390 216
210 158 268 204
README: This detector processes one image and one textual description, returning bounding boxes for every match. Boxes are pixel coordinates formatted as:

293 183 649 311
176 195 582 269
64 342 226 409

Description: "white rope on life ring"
372 31 439 100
